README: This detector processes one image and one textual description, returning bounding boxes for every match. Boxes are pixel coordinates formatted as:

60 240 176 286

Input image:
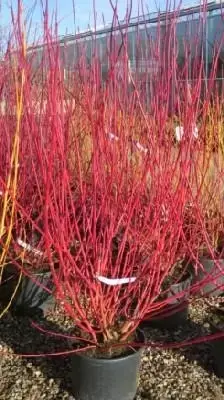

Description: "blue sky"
1 0 198 37
0 0 156 35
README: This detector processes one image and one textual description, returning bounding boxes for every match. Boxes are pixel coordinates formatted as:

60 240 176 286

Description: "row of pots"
1 257 223 320
0 258 224 400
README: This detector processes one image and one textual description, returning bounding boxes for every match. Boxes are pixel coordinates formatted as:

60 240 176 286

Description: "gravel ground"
0 299 223 399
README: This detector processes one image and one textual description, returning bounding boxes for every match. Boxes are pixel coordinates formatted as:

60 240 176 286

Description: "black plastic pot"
71 335 143 400
141 274 192 330
0 264 18 304
13 270 55 316
194 258 224 297
144 302 189 330
210 321 224 377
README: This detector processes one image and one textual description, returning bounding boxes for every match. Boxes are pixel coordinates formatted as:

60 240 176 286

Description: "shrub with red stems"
1 1 224 353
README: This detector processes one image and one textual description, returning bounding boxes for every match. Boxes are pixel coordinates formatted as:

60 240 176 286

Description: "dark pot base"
210 322 224 378
141 274 192 331
213 340 224 378
12 298 55 317
194 258 224 297
13 272 55 315
140 302 189 330
0 265 18 304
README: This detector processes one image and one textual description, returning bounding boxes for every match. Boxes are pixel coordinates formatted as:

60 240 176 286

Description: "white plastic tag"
175 125 198 141
134 141 148 154
17 238 44 256
108 132 119 141
96 274 136 286
175 126 184 142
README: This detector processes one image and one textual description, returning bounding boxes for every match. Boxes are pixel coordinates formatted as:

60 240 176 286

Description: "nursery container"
0 264 18 303
71 349 142 400
210 318 224 378
141 274 192 330
194 258 224 297
71 332 144 400
13 270 55 315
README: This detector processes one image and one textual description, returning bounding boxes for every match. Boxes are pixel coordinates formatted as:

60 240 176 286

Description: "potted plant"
142 258 193 330
182 162 224 297
193 208 224 297
39 141 194 400
44 219 151 399
69 320 145 400
7 220 56 316
9 6 223 398
140 199 198 330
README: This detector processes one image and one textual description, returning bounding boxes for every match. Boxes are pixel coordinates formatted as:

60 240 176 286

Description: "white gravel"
0 299 223 399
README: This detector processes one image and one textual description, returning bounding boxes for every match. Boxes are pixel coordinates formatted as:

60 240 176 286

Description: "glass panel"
127 30 135 61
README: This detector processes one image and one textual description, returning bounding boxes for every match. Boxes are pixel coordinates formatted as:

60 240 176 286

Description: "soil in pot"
70 329 144 400
209 303 224 378
194 257 224 297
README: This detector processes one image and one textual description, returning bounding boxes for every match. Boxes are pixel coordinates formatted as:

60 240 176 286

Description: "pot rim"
200 257 224 263
70 345 143 363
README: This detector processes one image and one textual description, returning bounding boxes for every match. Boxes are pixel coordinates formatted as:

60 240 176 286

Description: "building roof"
27 0 224 52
